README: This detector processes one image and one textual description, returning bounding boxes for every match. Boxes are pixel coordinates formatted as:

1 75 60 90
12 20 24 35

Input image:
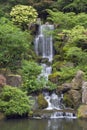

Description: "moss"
37 94 48 109
63 93 74 108
52 61 66 72
77 105 87 119
48 72 60 84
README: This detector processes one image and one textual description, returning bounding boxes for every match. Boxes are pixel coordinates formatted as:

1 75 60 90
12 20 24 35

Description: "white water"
44 92 64 110
51 112 77 119
39 64 52 80
34 24 54 62
34 24 76 119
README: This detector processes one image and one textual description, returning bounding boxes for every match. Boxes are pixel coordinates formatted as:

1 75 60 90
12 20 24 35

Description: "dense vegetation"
0 86 33 117
0 0 87 117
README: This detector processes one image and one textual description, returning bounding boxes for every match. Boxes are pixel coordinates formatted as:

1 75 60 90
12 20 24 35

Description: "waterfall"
44 92 64 110
34 24 54 62
34 23 76 119
34 24 54 80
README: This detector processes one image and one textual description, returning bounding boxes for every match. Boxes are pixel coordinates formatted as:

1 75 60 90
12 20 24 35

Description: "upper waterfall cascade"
34 24 54 62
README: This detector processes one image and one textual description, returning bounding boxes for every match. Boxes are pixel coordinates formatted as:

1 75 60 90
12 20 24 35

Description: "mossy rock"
63 90 81 109
63 93 74 108
37 94 48 109
48 72 60 84
0 68 11 76
77 105 87 119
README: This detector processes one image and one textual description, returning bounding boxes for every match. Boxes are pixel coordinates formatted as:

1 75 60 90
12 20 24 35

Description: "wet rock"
78 105 87 118
37 94 48 109
71 70 84 90
6 75 22 87
56 83 71 94
82 82 87 104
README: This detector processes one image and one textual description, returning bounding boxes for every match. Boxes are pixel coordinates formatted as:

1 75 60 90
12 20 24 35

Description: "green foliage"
20 60 43 93
52 24 87 84
10 5 38 29
47 10 87 30
0 17 31 71
56 0 87 13
0 86 33 117
58 67 79 83
63 26 87 49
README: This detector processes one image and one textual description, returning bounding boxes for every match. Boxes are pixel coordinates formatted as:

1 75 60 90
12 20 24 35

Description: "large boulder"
6 75 22 87
82 82 87 104
78 105 87 118
56 83 71 94
37 94 48 109
63 90 81 109
71 70 84 90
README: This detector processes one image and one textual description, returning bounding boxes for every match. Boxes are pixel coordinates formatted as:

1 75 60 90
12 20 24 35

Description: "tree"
0 86 33 117
10 5 38 29
56 0 87 13
0 17 31 71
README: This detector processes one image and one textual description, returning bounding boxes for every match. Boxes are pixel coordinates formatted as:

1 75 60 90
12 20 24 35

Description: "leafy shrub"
0 86 33 117
10 5 38 29
20 60 43 93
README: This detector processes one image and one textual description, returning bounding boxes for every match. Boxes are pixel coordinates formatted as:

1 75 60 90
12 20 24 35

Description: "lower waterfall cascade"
34 23 76 119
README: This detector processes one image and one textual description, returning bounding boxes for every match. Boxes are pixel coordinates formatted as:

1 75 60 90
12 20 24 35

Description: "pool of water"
0 118 87 130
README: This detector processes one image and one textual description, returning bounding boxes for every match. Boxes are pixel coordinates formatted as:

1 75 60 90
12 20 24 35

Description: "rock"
6 75 22 87
71 70 84 90
63 90 81 109
56 83 71 94
82 82 87 104
37 94 48 109
48 72 59 84
0 113 5 120
0 75 6 88
0 68 11 76
78 105 87 118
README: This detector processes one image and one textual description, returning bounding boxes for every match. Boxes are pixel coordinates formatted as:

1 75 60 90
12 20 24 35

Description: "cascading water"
34 23 76 119
34 24 54 62
34 24 54 80
44 92 64 110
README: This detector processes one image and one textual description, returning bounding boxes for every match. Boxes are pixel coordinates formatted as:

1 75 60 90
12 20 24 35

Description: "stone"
56 83 71 94
6 75 22 87
63 90 81 109
0 68 11 76
37 94 48 109
71 70 84 90
0 74 6 87
78 105 87 118
82 82 87 104
48 72 59 84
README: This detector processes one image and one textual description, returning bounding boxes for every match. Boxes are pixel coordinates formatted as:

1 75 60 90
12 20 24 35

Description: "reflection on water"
0 118 87 130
